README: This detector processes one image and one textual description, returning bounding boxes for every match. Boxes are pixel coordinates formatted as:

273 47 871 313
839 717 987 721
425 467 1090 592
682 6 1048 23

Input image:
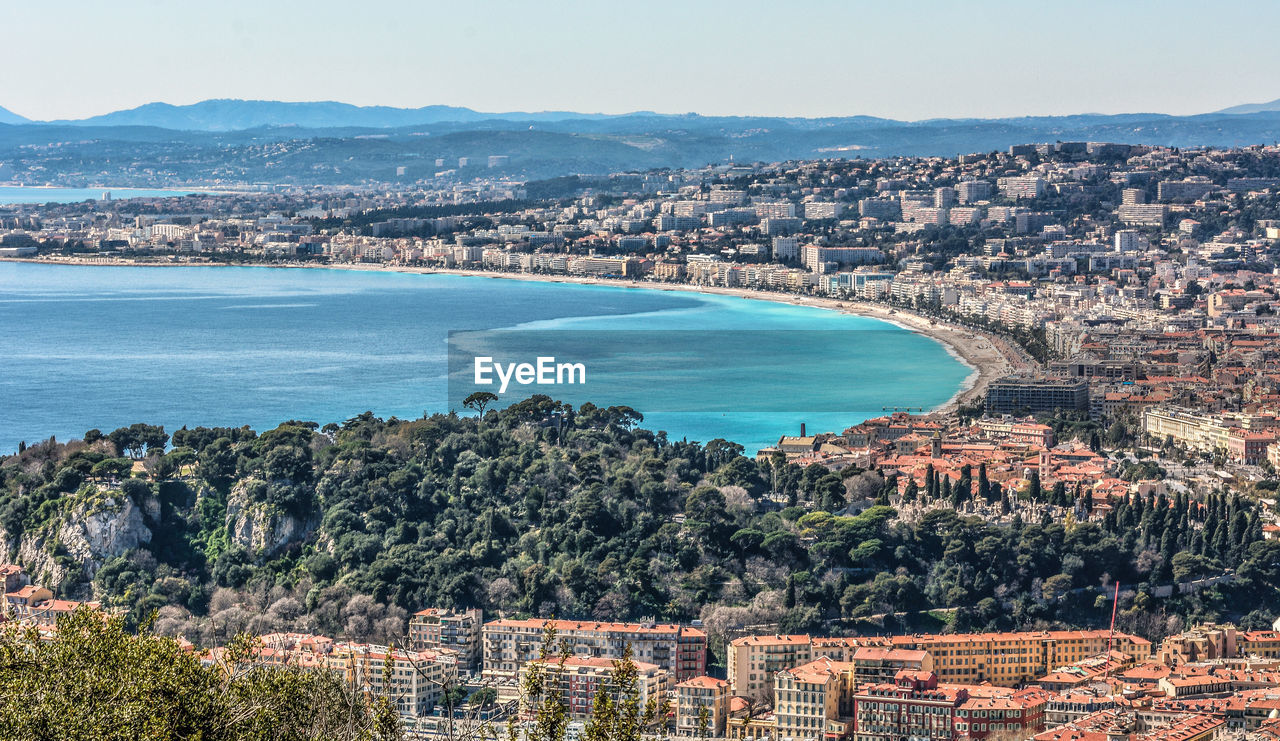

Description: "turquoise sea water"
0 263 972 453
0 186 204 205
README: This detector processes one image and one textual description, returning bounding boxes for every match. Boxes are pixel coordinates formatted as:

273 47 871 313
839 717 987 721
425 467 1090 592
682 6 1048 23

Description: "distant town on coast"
7 136 1280 740
8 1 1280 737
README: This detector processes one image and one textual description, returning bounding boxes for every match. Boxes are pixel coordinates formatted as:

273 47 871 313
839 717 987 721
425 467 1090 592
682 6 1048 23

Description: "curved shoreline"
1 256 1025 415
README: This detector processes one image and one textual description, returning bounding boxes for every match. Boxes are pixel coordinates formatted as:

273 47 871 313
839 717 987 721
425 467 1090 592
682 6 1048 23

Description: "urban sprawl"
6 141 1280 740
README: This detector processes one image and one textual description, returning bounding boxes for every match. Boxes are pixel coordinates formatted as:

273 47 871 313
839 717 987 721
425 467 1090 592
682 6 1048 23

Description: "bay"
0 186 208 205
0 262 972 453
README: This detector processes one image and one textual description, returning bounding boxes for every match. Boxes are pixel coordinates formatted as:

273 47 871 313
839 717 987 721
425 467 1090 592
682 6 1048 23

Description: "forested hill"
1 396 1277 648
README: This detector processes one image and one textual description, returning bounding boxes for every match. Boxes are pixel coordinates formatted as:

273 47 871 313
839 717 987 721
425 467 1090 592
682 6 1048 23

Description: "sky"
6 0 1280 122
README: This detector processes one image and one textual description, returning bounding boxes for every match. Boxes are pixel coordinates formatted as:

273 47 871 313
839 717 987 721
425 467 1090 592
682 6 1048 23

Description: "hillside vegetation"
1 396 1277 649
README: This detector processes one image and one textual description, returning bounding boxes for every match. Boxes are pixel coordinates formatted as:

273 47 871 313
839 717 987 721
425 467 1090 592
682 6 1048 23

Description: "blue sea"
0 263 972 453
0 186 206 205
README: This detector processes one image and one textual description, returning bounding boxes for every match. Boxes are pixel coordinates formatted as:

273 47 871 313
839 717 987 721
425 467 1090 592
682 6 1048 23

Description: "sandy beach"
2 256 1031 415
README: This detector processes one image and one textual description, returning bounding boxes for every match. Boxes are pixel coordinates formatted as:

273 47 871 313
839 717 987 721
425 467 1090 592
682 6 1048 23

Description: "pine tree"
580 646 657 741
521 625 571 741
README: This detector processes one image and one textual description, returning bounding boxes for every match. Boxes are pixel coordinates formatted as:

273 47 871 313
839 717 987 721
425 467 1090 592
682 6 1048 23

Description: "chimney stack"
801 422 806 437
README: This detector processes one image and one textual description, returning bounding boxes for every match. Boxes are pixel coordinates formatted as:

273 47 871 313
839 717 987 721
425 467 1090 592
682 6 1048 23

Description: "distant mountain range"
4 98 1280 186
0 106 29 125
32 99 644 131
1217 98 1280 115
4 96 1279 131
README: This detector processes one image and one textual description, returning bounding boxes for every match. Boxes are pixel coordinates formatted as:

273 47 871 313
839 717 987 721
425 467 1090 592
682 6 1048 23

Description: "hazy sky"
6 0 1280 121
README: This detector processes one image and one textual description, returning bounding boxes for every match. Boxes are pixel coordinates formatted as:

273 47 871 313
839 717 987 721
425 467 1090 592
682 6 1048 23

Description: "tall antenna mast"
1105 582 1120 693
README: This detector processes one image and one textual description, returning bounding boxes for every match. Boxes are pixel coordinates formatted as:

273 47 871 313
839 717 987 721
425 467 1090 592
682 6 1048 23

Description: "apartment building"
733 631 1146 699
852 672 966 741
1049 357 1141 382
482 618 706 682
1159 624 1280 665
957 181 993 204
976 418 1057 447
803 202 843 220
1240 631 1280 659
999 176 1046 200
850 647 936 687
676 675 732 736
802 245 883 271
1157 178 1216 202
0 564 29 594
409 608 483 673
775 658 858 741
568 256 641 277
772 236 801 261
1143 407 1279 462
986 375 1089 416
1122 189 1147 205
761 217 802 236
854 672 1049 741
334 644 458 719
518 656 669 721
859 198 900 220
756 202 798 219
889 630 1152 687
1118 204 1169 226
728 635 819 701
1115 229 1149 252
3 585 52 617
653 260 687 281
727 635 930 701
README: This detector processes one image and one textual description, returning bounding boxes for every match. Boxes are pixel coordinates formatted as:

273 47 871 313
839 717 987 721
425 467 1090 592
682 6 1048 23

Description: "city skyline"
6 0 1280 122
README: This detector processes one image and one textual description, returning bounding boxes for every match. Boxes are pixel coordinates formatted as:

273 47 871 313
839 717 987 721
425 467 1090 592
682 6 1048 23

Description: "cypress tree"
957 465 972 504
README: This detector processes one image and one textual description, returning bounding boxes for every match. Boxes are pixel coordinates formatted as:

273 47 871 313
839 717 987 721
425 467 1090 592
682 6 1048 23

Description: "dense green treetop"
0 397 1275 649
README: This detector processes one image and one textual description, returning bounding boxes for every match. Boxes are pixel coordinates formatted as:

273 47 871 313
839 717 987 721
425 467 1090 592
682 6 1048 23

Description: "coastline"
0 256 1027 415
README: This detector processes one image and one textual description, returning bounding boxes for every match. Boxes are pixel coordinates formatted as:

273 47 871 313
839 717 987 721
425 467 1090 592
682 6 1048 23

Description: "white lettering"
471 356 585 394
536 356 555 384
557 361 586 384
474 357 494 385
494 360 516 393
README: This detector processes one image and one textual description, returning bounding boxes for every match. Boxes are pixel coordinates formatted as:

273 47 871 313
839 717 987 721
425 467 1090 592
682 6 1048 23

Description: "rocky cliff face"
16 488 156 588
0 523 13 562
224 480 316 558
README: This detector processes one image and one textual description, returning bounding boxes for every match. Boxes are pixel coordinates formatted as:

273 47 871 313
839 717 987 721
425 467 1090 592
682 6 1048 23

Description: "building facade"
483 619 707 682
409 608 483 673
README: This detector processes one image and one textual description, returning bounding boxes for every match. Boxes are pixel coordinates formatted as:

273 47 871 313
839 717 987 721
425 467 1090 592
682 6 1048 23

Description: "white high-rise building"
1114 229 1147 252
999 176 1046 200
957 180 993 203
771 236 800 261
